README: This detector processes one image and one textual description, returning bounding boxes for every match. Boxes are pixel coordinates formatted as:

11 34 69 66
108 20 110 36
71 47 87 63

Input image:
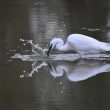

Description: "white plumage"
48 34 110 55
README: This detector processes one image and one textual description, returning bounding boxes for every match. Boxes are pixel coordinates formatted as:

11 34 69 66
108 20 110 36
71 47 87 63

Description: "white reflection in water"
20 61 47 78
50 60 110 82
81 27 101 31
12 53 110 82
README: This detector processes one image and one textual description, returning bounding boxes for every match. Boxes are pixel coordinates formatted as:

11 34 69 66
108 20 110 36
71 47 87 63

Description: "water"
1 0 110 110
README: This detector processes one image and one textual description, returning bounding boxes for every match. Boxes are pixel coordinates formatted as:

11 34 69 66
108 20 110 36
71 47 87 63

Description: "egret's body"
48 34 110 55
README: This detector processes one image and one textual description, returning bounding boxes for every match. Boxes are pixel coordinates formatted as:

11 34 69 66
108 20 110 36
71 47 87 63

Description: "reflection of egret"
11 53 110 79
49 60 110 82
47 34 110 56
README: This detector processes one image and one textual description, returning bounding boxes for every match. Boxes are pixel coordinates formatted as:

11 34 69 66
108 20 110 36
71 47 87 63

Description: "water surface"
0 0 110 110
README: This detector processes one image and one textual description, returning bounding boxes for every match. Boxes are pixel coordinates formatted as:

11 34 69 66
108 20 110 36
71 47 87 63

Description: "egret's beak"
47 44 52 56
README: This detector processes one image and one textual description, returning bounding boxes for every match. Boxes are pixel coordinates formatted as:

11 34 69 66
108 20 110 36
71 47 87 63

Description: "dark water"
0 0 110 110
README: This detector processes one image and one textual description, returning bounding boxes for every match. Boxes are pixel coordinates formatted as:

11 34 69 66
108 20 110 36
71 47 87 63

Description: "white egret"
47 34 110 56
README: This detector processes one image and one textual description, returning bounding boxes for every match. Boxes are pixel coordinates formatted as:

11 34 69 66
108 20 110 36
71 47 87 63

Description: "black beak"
47 44 52 56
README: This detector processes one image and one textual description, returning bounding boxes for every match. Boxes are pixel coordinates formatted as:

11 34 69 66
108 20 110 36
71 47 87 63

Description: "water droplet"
20 75 24 78
20 38 24 41
23 43 26 46
60 82 62 85
59 30 63 32
23 70 26 73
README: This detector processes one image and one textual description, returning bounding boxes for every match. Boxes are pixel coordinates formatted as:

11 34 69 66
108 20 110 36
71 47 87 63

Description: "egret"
47 34 110 56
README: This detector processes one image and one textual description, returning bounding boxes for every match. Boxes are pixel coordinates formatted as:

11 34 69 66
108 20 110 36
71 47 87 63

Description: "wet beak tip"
47 44 52 56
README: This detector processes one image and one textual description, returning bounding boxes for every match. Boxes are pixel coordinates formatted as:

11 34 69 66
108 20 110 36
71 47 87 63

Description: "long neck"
56 42 71 51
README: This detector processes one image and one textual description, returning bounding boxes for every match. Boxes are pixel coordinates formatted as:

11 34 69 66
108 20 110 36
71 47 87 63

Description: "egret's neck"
56 43 71 51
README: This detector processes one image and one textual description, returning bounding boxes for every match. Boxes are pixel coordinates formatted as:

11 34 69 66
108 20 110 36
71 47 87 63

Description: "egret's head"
47 38 64 56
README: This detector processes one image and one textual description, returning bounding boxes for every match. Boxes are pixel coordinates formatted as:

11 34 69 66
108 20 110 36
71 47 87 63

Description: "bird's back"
67 34 110 53
68 34 100 44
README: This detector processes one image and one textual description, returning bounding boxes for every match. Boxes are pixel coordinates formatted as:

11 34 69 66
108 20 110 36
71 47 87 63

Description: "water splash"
20 61 47 78
20 38 48 55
